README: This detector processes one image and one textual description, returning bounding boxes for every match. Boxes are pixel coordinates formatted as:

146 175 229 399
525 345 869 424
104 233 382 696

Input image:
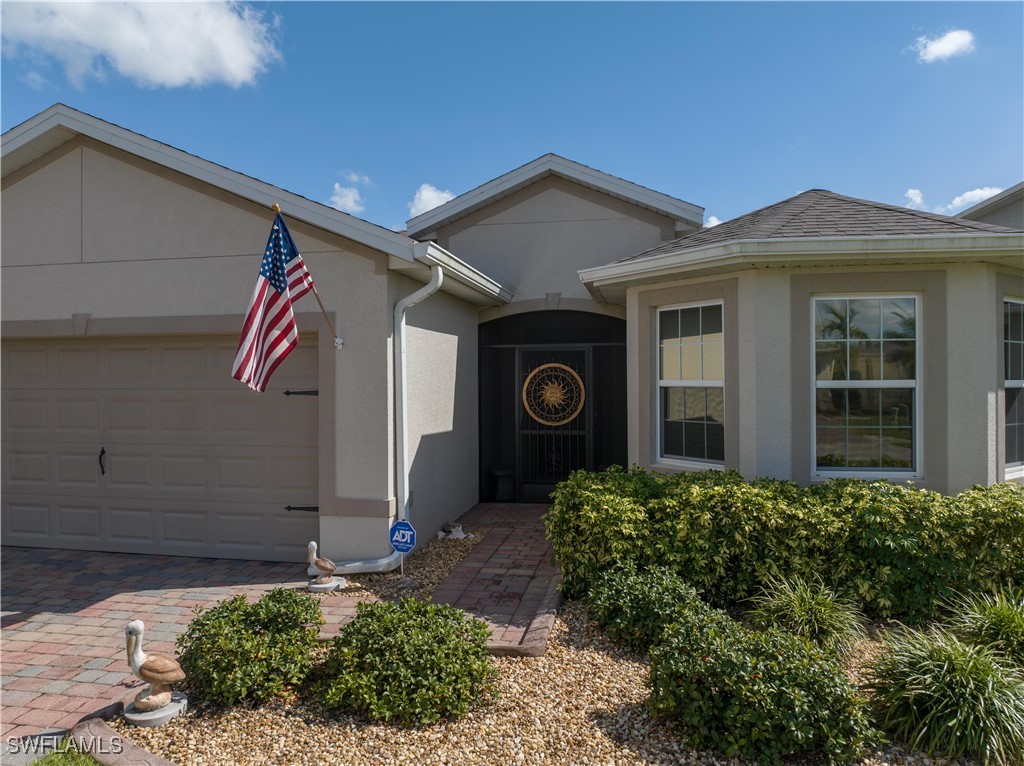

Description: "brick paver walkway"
434 503 561 656
1 503 563 742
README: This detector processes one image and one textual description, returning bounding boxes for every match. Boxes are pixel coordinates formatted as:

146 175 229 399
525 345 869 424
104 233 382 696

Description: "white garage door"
1 335 319 562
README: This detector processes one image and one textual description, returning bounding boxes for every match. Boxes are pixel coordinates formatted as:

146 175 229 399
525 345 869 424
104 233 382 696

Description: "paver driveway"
1 503 561 742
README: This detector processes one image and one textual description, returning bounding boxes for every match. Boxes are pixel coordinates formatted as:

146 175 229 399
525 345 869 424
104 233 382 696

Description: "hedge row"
545 467 1024 619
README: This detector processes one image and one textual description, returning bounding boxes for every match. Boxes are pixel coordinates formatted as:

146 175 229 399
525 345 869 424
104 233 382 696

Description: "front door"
517 348 590 502
478 310 626 503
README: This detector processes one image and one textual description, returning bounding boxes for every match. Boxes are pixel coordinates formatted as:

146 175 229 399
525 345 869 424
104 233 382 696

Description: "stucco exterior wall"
394 275 480 542
626 262 1021 494
434 175 679 308
2 138 400 562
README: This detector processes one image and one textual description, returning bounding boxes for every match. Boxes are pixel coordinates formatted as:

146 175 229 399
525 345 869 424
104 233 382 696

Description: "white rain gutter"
323 264 444 575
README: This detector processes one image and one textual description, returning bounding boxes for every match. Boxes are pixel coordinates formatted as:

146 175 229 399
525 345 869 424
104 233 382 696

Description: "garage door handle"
98 447 106 476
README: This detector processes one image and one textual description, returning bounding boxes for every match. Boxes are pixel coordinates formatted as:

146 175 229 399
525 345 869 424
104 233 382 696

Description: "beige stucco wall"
433 175 683 312
394 275 480 542
2 138 404 562
626 262 1022 494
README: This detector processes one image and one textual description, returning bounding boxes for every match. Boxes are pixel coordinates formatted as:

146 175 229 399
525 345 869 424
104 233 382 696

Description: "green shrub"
649 611 872 765
588 565 707 652
946 589 1024 666
865 627 1024 765
546 467 1024 620
545 466 664 597
746 573 866 654
318 598 497 726
947 483 1024 592
176 588 323 705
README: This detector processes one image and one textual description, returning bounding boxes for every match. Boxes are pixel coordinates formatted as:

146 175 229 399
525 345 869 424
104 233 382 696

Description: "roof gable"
2 104 511 306
404 153 704 238
2 104 420 261
619 189 1021 264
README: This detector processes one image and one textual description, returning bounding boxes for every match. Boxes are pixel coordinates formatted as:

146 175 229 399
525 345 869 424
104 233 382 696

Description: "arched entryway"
479 311 626 502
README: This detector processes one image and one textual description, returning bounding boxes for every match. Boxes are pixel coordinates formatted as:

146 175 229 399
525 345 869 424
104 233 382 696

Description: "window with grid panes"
658 303 724 463
813 296 918 472
1005 299 1024 471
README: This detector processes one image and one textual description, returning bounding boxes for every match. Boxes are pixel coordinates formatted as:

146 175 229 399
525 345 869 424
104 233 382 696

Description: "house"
957 182 1024 229
3 104 1022 566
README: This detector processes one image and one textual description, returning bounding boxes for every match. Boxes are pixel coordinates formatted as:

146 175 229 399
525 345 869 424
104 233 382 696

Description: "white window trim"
810 293 924 481
1005 296 1024 479
655 299 726 469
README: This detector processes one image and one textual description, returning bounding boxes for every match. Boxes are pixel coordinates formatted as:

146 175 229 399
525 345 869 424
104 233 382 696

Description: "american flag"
232 213 315 392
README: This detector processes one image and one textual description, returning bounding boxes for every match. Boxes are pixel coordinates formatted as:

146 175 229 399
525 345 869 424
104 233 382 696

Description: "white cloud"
911 29 975 63
0 2 280 89
343 171 373 186
938 187 1002 214
904 188 926 210
408 183 455 218
21 70 48 90
705 216 723 228
329 184 365 214
903 186 1003 214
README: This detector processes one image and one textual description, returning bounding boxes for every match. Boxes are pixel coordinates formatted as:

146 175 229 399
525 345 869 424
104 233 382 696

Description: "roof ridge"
759 189 831 237
819 190 1015 233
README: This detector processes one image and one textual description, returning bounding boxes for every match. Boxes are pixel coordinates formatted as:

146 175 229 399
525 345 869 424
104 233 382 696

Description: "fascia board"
413 243 513 304
956 182 1024 219
579 234 1024 286
405 154 704 236
3 105 418 263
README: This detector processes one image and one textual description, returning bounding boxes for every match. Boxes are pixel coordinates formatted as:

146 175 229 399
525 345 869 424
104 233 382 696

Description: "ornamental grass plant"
864 626 1024 766
746 573 866 654
946 588 1024 666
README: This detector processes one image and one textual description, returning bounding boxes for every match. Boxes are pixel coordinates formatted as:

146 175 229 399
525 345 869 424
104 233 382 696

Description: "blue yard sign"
389 520 416 553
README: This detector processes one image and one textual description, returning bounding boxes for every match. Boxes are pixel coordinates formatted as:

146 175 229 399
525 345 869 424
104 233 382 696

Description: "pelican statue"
124 620 185 712
307 541 337 584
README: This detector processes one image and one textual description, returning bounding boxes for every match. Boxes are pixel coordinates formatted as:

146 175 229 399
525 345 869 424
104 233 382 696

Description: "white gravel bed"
108 533 976 766
110 601 976 766
340 531 485 602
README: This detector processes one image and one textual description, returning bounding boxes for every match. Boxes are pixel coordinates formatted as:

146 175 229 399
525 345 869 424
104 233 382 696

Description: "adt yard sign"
390 520 416 553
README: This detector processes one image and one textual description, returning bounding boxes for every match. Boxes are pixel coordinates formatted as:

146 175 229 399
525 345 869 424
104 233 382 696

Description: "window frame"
656 299 726 470
810 293 923 480
1004 296 1024 480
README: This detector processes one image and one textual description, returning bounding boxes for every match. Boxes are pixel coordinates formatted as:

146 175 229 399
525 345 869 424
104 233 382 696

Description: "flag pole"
272 204 343 349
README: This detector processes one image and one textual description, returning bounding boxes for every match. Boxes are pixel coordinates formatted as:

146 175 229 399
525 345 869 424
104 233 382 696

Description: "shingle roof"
618 189 1022 263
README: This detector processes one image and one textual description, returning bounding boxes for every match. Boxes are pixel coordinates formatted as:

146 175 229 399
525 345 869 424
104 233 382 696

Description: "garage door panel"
2 335 319 562
2 493 316 562
3 395 49 436
56 503 102 541
57 449 104 487
4 501 51 536
108 506 154 543
6 450 50 485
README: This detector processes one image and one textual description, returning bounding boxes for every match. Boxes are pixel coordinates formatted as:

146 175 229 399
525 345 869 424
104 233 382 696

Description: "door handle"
98 447 106 476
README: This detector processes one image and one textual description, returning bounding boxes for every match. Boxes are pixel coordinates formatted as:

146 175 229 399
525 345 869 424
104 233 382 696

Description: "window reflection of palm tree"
818 302 868 408
884 305 916 379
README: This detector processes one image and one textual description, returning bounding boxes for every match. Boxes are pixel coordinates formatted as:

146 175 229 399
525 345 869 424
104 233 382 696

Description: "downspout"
324 263 444 575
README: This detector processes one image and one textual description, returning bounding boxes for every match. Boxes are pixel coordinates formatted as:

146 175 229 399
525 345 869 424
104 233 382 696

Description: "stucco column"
945 264 999 492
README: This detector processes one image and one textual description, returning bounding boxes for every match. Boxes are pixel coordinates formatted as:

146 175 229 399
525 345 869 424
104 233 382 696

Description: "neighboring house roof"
956 182 1024 227
580 189 1024 304
404 153 704 238
1 104 511 306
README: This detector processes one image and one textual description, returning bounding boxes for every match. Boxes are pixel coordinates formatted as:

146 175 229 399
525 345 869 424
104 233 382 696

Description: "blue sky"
2 2 1022 232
